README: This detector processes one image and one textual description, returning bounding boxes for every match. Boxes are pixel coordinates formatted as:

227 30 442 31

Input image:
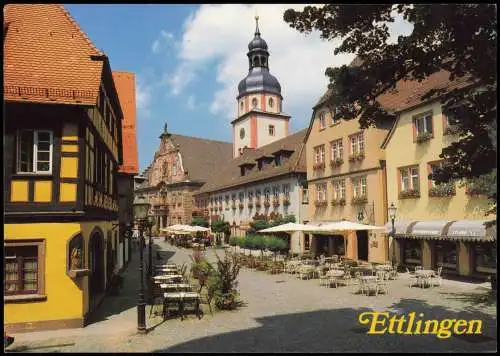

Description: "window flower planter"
272 199 280 207
330 158 344 167
314 200 328 207
231 204 236 210
331 198 346 206
399 189 421 199
238 203 244 209
255 202 262 208
264 201 271 208
416 131 432 143
313 162 325 170
348 153 365 162
429 183 456 197
248 203 254 208
351 196 368 205
283 199 291 206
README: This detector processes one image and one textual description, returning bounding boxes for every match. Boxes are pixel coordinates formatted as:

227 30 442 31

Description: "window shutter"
412 118 417 141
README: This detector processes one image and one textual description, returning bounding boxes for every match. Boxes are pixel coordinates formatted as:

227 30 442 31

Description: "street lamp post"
132 195 151 334
388 203 397 265
147 214 154 278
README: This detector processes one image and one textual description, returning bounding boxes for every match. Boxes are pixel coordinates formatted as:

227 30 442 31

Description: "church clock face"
240 128 245 139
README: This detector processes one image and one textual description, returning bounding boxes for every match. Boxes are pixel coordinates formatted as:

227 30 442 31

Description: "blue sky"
66 4 413 173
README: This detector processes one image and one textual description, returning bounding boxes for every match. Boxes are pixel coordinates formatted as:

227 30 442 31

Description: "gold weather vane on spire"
255 14 260 36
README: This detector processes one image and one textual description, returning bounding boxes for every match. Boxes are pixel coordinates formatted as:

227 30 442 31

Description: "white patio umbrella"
316 220 386 232
189 226 211 232
258 222 312 233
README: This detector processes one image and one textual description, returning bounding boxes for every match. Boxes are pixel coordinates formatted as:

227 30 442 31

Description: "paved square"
8 240 497 353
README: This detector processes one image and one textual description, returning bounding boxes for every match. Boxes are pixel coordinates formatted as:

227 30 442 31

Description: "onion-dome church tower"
232 16 291 157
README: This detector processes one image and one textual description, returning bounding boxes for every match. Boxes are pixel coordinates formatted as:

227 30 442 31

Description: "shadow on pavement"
150 299 496 353
86 241 176 325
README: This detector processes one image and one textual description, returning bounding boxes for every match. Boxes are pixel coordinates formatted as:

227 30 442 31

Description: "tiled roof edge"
58 5 104 56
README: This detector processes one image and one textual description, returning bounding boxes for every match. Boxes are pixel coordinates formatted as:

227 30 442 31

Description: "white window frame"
264 188 271 202
315 183 327 202
332 108 341 125
400 166 419 191
333 179 346 200
273 186 280 199
350 133 364 156
330 139 343 161
314 145 325 164
352 176 367 198
17 129 54 174
415 111 433 135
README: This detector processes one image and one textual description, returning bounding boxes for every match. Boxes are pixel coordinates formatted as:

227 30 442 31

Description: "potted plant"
416 131 432 143
330 157 344 167
428 183 456 197
351 195 368 205
272 199 280 207
331 198 346 206
399 189 421 199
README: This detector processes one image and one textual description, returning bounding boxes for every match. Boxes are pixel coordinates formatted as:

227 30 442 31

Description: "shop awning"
384 220 417 234
407 220 453 239
445 220 496 242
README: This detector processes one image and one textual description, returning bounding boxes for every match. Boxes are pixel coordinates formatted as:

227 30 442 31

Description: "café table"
160 283 192 292
325 270 345 288
414 269 435 288
163 291 201 320
153 274 184 283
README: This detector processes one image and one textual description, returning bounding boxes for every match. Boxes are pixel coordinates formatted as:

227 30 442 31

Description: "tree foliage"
192 216 209 228
284 4 497 213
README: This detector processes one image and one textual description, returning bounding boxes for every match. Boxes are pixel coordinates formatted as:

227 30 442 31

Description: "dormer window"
275 154 281 166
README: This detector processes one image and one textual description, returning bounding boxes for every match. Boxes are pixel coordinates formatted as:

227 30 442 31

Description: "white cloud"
170 4 413 127
151 30 175 54
136 78 152 119
186 95 201 110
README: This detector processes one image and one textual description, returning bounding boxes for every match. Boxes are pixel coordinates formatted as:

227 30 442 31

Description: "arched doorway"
89 229 105 312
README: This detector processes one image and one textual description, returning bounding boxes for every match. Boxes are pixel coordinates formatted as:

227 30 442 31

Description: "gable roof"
168 135 233 184
197 129 307 194
3 4 104 105
113 71 139 175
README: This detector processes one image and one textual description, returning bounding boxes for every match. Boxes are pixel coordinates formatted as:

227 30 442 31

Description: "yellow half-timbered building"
4 4 125 332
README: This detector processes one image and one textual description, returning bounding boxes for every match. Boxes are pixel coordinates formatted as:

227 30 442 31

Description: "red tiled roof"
3 4 104 105
113 71 139 175
376 70 474 113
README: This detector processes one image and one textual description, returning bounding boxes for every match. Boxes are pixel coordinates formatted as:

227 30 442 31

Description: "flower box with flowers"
314 200 328 207
255 201 262 208
331 198 346 206
348 153 365 162
248 202 254 208
399 189 420 199
264 201 271 208
231 204 236 210
429 183 456 197
283 198 291 206
238 203 244 209
313 162 325 170
351 196 368 205
272 199 280 207
416 131 432 143
330 158 344 167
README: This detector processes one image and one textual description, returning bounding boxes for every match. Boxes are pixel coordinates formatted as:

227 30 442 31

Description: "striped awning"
384 220 417 234
445 220 496 242
409 220 453 237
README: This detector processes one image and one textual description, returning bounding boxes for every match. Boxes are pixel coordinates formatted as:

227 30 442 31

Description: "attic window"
275 154 281 166
240 166 245 176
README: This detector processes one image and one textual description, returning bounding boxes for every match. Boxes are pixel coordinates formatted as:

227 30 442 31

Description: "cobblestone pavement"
8 238 497 353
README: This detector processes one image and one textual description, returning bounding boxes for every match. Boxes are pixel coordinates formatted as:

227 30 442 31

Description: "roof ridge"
57 4 103 56
170 133 232 145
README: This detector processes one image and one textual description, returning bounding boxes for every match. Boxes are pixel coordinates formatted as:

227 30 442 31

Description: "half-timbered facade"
4 4 126 332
